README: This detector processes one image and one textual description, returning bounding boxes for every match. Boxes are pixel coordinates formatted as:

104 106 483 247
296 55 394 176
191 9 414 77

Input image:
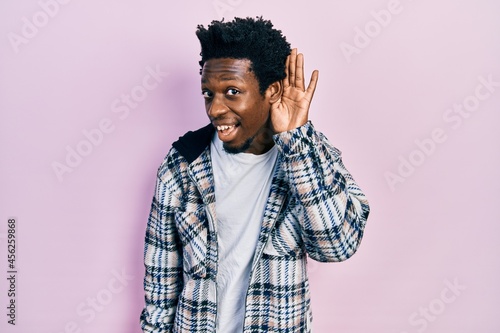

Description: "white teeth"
217 125 235 131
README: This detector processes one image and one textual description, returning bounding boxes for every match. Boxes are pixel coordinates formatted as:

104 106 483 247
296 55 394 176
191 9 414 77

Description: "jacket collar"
172 123 214 164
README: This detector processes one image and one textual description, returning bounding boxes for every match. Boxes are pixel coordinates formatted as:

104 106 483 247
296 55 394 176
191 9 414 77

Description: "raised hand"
270 48 319 133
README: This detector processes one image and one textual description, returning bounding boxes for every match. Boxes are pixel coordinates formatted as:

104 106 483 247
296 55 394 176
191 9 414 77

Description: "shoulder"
154 124 214 202
156 123 214 181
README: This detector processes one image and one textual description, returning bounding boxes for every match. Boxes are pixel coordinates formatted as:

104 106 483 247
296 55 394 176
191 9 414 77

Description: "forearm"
141 264 182 332
273 121 370 261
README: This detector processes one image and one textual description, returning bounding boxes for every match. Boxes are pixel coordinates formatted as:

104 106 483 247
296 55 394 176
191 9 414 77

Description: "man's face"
201 58 276 155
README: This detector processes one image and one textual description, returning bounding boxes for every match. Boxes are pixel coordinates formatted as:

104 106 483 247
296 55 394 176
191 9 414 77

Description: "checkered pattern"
140 122 370 332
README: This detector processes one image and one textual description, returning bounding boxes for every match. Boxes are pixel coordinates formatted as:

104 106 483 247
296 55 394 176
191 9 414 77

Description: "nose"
207 94 228 119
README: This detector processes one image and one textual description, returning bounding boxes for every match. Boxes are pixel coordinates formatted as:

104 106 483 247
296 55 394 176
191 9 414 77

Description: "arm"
274 122 370 261
270 48 369 261
140 152 184 332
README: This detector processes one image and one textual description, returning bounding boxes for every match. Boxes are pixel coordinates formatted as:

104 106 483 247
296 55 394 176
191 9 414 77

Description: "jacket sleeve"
140 151 184 332
273 121 370 262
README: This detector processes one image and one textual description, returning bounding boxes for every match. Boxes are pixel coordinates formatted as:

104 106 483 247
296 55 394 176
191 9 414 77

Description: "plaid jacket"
140 121 370 333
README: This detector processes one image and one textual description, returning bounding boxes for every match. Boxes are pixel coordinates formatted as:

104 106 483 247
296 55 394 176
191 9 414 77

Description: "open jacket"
140 122 370 333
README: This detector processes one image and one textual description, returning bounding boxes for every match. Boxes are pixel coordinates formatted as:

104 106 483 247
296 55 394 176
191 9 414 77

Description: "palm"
270 48 319 133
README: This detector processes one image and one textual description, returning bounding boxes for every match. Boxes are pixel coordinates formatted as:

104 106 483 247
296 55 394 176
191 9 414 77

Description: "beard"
222 136 254 154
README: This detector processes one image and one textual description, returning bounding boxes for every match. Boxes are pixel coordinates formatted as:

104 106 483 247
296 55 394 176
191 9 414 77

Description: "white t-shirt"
210 134 278 333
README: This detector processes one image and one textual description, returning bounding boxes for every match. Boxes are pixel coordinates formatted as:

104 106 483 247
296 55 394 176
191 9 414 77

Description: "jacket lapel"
187 148 218 234
251 155 289 271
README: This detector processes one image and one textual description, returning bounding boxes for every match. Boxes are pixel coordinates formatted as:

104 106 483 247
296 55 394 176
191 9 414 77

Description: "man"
140 17 369 333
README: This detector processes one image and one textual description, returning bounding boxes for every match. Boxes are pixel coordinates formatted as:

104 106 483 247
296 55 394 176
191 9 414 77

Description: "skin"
201 48 319 155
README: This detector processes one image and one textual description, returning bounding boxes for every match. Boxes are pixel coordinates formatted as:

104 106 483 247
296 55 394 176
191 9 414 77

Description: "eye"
202 90 213 99
226 88 240 96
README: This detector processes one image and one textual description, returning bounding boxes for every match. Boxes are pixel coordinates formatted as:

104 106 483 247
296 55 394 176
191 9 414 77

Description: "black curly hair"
196 17 291 95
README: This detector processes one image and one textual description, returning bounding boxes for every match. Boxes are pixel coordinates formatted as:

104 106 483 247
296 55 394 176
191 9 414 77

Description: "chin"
222 137 253 154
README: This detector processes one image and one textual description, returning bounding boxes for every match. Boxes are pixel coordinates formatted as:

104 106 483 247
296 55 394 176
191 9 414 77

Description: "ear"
266 80 283 104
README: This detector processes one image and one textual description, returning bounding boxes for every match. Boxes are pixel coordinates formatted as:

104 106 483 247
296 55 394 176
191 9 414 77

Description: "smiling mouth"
216 124 238 136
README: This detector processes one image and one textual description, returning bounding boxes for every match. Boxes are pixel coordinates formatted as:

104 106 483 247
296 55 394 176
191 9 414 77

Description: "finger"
305 70 319 102
283 53 290 88
296 53 305 91
289 48 297 87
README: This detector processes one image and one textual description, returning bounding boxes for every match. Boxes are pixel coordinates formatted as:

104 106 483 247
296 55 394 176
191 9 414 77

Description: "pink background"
1 0 499 332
